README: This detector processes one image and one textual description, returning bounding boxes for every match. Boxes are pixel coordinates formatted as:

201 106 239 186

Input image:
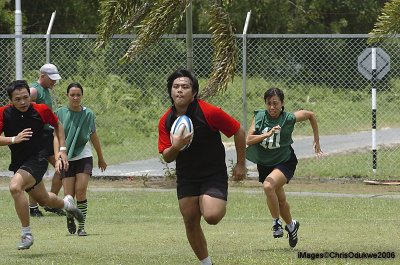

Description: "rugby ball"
170 115 193 151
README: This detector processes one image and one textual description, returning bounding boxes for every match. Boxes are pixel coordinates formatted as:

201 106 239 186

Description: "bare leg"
179 196 208 261
75 173 90 202
28 182 64 209
199 195 226 225
48 156 62 195
276 186 292 224
263 169 287 219
28 195 38 208
9 170 36 227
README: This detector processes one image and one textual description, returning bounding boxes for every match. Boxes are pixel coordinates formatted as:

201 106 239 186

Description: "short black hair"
6 80 30 99
67 82 83 95
167 68 199 104
264 87 285 113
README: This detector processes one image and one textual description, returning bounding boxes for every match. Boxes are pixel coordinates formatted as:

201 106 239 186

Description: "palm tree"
96 0 237 99
368 0 400 43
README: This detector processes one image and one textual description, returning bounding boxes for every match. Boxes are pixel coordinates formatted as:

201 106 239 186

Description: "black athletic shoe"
285 220 300 248
77 229 87 236
67 217 76 234
272 222 284 238
44 207 66 216
30 208 43 217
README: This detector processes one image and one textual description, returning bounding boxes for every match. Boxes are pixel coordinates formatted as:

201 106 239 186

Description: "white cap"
40 63 62 80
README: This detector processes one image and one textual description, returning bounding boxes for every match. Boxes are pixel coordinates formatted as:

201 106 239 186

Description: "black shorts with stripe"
257 146 298 184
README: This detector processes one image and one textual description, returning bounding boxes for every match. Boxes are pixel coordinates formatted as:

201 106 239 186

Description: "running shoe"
63 195 84 223
77 229 87 236
30 207 43 217
285 220 300 248
272 221 284 238
67 216 76 234
18 233 34 250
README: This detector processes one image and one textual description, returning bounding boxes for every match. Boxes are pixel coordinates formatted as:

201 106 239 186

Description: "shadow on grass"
254 247 295 254
8 250 71 258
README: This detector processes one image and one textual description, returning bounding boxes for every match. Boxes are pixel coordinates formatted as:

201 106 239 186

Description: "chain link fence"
0 34 399 179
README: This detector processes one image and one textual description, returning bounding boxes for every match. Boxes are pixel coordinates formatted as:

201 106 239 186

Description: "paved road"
93 127 400 178
0 186 399 199
1 128 399 178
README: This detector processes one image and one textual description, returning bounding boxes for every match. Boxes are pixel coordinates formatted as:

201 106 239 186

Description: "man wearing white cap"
28 63 65 217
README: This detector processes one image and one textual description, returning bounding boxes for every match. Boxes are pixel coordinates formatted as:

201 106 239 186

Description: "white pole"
46 11 58 109
242 10 251 133
15 0 23 79
185 2 193 72
46 11 57 63
371 48 377 173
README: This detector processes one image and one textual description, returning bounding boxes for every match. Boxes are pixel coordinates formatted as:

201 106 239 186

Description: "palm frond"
96 0 153 49
120 2 153 34
368 0 400 44
120 0 191 63
199 3 238 99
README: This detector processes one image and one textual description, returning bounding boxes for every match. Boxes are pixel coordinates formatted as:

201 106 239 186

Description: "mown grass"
295 144 400 180
0 182 399 264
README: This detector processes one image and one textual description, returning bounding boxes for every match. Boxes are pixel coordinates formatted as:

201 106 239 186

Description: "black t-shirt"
158 99 240 180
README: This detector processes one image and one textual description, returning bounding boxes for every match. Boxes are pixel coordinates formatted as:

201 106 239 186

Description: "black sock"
77 199 87 230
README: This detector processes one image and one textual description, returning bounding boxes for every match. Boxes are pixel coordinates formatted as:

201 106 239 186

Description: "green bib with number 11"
246 110 296 166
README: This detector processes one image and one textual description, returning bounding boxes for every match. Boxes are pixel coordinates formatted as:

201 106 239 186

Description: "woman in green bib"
54 82 107 236
246 87 322 248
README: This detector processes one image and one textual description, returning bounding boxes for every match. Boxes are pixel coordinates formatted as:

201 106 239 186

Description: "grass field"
0 178 399 264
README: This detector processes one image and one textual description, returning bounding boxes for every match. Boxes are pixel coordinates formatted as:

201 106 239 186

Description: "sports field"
0 178 399 264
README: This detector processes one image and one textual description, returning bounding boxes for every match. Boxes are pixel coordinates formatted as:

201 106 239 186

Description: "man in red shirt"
0 80 83 250
158 69 246 265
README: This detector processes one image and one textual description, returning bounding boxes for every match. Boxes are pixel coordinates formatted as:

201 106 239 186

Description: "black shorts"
177 171 228 201
60 157 93 179
41 129 55 157
17 155 49 192
257 147 298 184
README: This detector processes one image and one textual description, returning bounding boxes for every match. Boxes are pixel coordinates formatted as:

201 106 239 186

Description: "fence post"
242 10 251 133
46 11 58 109
371 48 377 173
186 2 193 72
15 0 23 79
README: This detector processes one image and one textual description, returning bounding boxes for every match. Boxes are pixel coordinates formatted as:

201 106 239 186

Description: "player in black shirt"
158 69 246 265
0 80 83 250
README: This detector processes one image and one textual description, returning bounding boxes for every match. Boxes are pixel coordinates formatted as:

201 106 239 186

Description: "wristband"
11 137 15 144
60 146 67 151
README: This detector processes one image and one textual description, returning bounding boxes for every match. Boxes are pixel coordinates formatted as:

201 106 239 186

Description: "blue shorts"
257 147 298 184
177 171 228 201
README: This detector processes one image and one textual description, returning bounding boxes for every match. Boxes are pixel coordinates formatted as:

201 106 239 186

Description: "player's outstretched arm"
294 110 323 157
232 126 246 181
0 128 33 146
246 117 281 146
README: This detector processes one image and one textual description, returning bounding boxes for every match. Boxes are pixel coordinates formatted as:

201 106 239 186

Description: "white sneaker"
63 195 84 223
18 233 34 250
